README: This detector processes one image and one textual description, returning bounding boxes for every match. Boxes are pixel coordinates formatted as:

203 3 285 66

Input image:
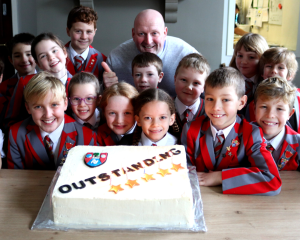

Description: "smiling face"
133 65 163 92
262 61 291 81
174 67 206 106
67 21 96 54
132 10 167 54
255 96 294 140
35 40 67 79
204 85 247 130
135 100 175 142
235 46 260 78
104 95 135 135
9 43 36 77
25 91 68 134
70 83 100 122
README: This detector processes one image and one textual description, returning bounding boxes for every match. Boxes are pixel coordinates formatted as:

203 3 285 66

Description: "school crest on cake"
84 152 108 167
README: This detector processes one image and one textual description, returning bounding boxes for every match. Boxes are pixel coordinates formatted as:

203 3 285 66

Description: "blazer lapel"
200 124 216 171
277 141 297 170
57 134 76 166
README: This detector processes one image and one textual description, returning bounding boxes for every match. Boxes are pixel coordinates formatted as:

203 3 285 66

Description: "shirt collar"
210 120 236 141
72 108 100 127
116 122 137 141
243 75 256 83
175 97 200 116
60 72 68 85
40 118 64 143
140 131 170 146
69 43 89 62
264 127 285 151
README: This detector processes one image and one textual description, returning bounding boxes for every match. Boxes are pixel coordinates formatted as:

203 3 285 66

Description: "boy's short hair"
6 33 35 57
131 52 163 75
258 47 298 81
68 72 100 96
67 5 98 29
205 67 245 98
31 32 65 62
175 53 210 76
24 72 66 103
254 76 296 112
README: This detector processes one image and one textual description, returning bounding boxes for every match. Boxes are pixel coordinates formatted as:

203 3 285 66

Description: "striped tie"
214 134 225 160
182 109 191 125
74 55 84 71
151 143 157 146
266 144 275 154
84 122 93 129
44 135 54 161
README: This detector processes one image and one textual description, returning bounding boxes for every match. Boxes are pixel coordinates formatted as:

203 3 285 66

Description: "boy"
132 52 164 92
65 5 106 84
68 72 102 131
254 77 300 171
181 67 281 195
7 72 97 170
174 53 210 133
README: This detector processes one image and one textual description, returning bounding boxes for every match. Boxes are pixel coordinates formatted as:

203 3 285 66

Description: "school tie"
74 55 84 71
214 134 225 160
44 135 54 162
245 79 254 99
151 143 157 146
182 109 191 125
266 144 275 154
84 122 93 129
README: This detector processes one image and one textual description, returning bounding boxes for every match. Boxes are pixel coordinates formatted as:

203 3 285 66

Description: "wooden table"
0 170 299 240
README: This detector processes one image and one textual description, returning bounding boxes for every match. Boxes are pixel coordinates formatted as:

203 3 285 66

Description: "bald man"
102 9 198 98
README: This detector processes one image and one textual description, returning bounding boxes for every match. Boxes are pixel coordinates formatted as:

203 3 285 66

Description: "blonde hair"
254 76 296 111
175 53 210 76
68 72 100 96
229 33 269 70
24 72 66 103
100 82 139 110
205 67 245 98
257 47 298 83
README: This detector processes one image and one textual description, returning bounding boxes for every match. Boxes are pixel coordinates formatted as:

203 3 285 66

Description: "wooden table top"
0 169 299 240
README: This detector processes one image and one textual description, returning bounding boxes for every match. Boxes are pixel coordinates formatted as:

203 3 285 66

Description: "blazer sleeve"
7 122 24 169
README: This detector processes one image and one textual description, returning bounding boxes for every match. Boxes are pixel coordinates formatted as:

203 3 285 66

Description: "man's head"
132 9 167 55
254 77 296 140
132 52 163 92
24 72 68 134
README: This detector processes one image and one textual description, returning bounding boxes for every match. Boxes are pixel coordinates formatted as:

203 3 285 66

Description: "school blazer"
181 115 282 195
97 123 119 146
65 42 106 82
7 114 97 170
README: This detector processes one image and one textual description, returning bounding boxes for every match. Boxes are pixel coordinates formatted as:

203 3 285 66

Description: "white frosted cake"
52 145 194 228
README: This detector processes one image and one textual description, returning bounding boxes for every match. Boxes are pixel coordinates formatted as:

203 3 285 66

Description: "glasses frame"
69 96 97 105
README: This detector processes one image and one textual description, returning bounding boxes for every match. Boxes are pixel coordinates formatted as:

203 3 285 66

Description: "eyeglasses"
69 96 97 105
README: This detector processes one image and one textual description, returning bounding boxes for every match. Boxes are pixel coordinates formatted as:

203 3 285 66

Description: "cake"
52 145 194 228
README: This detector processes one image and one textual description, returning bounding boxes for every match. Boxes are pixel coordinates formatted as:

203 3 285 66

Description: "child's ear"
66 27 70 37
286 73 294 82
158 72 164 83
237 95 248 111
97 95 102 106
8 56 13 65
135 115 141 126
25 102 31 114
169 113 176 126
63 97 68 111
289 108 295 119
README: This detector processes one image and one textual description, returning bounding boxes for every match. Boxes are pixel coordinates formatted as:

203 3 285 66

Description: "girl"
229 33 269 103
121 88 179 146
97 82 138 146
68 72 102 131
31 32 72 97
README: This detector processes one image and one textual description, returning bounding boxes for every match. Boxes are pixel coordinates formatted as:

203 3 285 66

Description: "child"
174 53 210 133
97 82 138 146
254 77 300 171
229 33 268 104
130 88 178 146
181 67 281 195
7 72 97 170
65 5 106 84
68 72 102 130
131 52 163 92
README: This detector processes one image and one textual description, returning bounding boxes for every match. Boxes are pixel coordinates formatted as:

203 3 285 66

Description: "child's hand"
197 171 222 186
102 62 118 88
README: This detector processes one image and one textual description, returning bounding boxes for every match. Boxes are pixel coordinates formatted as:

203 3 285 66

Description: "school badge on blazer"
85 152 108 168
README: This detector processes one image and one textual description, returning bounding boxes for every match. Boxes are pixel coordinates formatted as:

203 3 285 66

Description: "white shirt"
60 72 68 86
68 43 89 64
175 97 200 122
210 120 236 141
40 119 64 165
139 132 177 146
264 127 285 160
72 108 100 130
116 122 137 141
0 129 5 158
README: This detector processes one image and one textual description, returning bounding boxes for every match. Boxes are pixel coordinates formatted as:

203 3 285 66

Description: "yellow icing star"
125 179 140 188
226 146 231 151
109 184 124 194
142 173 155 182
171 163 184 172
157 168 171 177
